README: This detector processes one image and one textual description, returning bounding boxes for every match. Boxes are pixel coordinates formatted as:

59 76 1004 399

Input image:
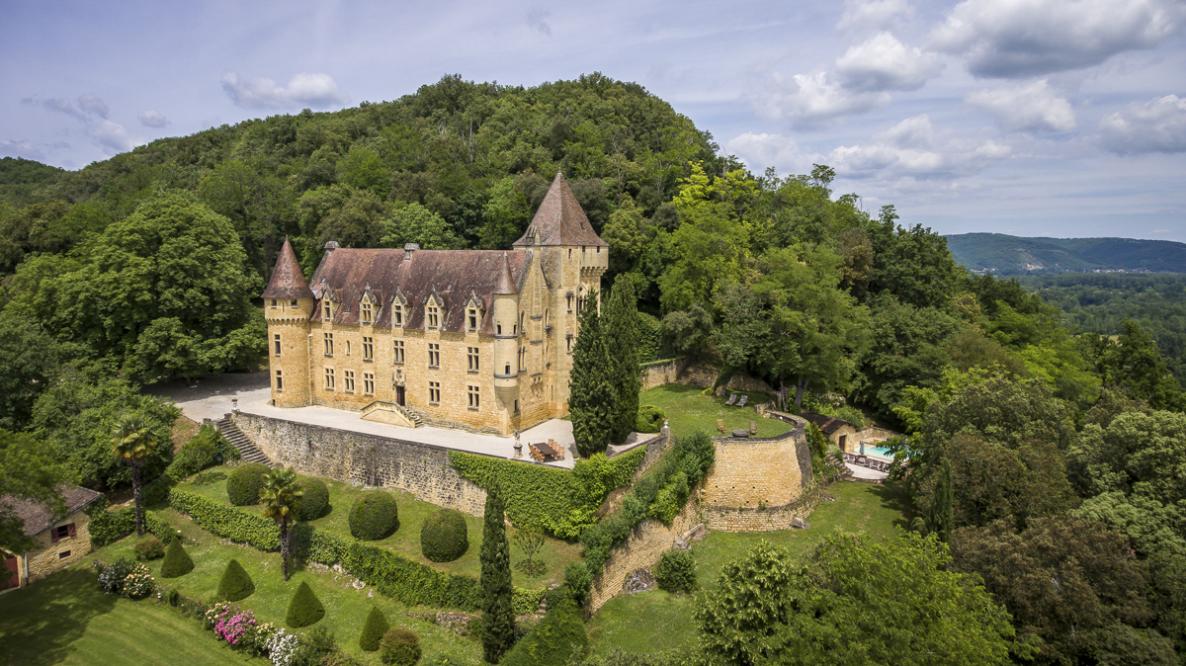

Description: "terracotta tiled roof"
514 172 607 248
262 238 314 300
0 485 102 538
801 412 852 435
309 247 530 334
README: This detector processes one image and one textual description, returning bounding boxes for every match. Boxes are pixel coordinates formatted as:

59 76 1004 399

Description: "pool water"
861 444 894 459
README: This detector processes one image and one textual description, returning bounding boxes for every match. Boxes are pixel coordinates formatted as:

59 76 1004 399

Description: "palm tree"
260 467 302 580
113 417 162 536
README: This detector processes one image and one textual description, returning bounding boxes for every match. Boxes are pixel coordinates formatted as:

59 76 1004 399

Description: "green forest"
2 75 1185 664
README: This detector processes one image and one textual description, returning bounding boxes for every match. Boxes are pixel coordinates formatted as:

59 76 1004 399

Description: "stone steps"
215 416 271 465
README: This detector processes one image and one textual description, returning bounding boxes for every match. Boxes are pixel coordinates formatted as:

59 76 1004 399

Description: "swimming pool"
860 444 894 459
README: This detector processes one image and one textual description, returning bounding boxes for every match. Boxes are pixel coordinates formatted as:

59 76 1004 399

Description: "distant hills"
945 233 1186 275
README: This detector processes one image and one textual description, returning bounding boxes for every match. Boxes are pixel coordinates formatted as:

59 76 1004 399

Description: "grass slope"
179 466 581 586
639 384 790 441
0 569 262 666
586 481 906 656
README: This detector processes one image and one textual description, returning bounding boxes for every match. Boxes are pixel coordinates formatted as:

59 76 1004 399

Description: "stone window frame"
518 346 527 374
467 384 480 410
273 333 282 356
275 368 284 392
428 380 441 405
393 301 405 327
466 346 480 373
322 297 333 321
426 297 441 330
363 372 375 395
393 340 405 365
344 369 356 393
345 340 352 357
323 332 334 357
466 305 480 332
428 343 441 369
362 336 374 362
324 367 336 391
360 298 374 325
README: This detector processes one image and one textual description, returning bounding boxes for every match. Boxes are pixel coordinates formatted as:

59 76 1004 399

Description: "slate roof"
262 238 313 300
308 248 530 334
514 172 607 248
0 485 102 538
801 412 853 435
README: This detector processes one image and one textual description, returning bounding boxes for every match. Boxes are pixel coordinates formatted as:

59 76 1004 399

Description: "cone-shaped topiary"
285 581 325 628
420 508 469 562
226 463 269 505
380 628 421 666
217 558 255 601
297 477 330 520
349 490 399 540
480 486 514 663
359 606 390 652
159 538 194 578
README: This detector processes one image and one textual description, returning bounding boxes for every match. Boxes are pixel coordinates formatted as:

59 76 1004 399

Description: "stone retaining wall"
231 412 488 516
700 426 815 532
588 500 702 612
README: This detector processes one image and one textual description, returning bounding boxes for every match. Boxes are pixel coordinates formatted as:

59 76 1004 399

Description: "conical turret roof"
513 172 607 247
262 238 313 300
494 251 516 295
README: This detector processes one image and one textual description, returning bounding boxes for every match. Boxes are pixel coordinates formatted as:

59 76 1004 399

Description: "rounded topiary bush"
297 477 330 520
349 491 399 540
285 581 325 628
655 548 696 593
636 404 666 433
217 558 255 601
133 535 164 561
380 628 421 666
359 606 390 652
420 509 468 562
226 463 270 506
159 539 194 578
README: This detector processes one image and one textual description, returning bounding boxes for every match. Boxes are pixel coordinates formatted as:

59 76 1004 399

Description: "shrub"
160 538 194 578
655 549 697 593
218 559 255 601
349 491 399 540
286 581 325 628
420 509 468 563
648 472 689 524
122 563 155 599
380 628 421 666
500 597 587 666
95 558 135 594
168 424 237 481
227 463 269 505
297 477 331 520
360 606 390 652
291 626 337 664
134 535 165 561
635 404 666 433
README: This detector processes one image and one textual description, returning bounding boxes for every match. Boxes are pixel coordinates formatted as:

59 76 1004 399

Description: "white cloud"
838 0 913 30
724 132 806 173
932 0 1183 77
221 72 344 109
138 110 169 128
0 139 46 161
753 71 889 124
92 119 135 153
77 95 110 119
967 80 1076 132
830 114 1011 179
1101 94 1186 154
836 32 941 92
20 94 134 155
526 7 552 36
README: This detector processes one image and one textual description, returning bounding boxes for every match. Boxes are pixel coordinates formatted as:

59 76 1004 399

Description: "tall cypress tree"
929 452 954 543
569 295 616 456
480 485 515 663
603 277 641 443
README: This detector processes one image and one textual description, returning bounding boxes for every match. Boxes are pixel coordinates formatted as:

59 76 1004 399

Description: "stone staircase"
214 416 271 465
360 400 424 428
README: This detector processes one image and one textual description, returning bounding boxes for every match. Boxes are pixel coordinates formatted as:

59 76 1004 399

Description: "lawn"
586 481 907 656
639 384 790 441
91 508 484 665
0 569 263 666
178 465 581 587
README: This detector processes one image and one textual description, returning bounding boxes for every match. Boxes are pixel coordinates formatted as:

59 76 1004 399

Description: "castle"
262 173 607 436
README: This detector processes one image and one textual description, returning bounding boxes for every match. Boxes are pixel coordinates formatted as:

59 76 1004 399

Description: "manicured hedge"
167 488 543 613
380 628 421 666
500 597 587 666
349 491 399 540
297 477 331 520
449 446 645 539
636 404 666 433
217 559 255 601
160 539 194 578
420 509 468 563
88 504 178 547
360 606 389 652
286 581 325 627
655 549 696 593
226 463 269 505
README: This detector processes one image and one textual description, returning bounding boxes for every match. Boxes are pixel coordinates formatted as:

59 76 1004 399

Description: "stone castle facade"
262 173 607 435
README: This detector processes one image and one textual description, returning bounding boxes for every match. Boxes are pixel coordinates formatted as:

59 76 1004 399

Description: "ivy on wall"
448 447 646 540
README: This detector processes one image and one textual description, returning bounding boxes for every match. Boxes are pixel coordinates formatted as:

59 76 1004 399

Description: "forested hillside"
946 232 1186 274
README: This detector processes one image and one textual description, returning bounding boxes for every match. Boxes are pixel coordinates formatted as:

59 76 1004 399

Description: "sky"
2 0 1185 241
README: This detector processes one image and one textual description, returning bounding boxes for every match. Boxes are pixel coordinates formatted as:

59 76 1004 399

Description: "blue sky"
2 0 1185 240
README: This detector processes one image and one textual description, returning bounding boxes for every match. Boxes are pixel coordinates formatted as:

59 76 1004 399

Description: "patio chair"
724 393 738 406
737 394 749 407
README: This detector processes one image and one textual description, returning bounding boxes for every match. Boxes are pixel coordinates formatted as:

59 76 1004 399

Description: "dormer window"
322 298 333 321
467 306 479 332
360 299 374 325
393 301 404 327
426 300 440 329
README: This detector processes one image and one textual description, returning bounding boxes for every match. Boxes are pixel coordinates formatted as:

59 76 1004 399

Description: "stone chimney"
324 240 339 252
404 242 419 261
